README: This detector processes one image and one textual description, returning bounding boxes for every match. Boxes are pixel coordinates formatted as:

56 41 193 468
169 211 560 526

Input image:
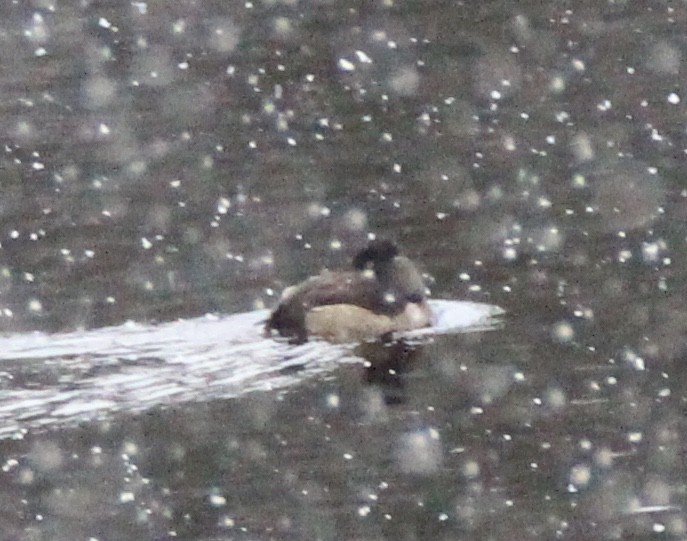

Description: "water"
2 1 687 540
0 300 503 439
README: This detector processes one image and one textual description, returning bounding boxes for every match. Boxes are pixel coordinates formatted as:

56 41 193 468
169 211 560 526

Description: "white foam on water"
0 300 504 436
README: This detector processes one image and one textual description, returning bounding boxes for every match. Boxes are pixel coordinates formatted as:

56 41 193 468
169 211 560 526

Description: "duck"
264 240 432 343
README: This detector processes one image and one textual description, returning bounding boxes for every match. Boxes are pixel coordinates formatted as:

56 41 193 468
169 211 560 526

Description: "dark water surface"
2 1 687 540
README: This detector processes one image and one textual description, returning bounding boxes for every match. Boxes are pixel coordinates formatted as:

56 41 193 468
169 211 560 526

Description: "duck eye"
383 292 397 304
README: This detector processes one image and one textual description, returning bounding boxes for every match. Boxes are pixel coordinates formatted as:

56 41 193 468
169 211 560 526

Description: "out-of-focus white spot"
594 447 614 468
462 459 480 479
83 76 117 109
326 394 340 408
209 19 240 53
572 58 585 71
338 58 355 72
355 50 373 63
396 428 443 475
217 197 231 214
555 111 570 122
568 463 591 489
361 269 375 280
502 246 517 261
623 349 645 371
2 458 19 472
25 13 49 43
546 387 566 409
628 432 642 443
641 241 660 262
208 494 227 507
389 66 420 96
132 2 147 14
646 40 681 75
119 491 135 503
552 321 574 343
549 75 565 93
342 208 367 231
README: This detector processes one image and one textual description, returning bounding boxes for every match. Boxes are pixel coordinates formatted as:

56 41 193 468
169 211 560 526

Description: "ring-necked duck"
265 240 432 343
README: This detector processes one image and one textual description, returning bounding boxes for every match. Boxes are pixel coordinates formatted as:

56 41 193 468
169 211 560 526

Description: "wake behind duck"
0 242 504 438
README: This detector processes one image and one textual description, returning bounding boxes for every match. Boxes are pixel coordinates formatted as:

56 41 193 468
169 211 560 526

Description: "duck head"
353 239 427 312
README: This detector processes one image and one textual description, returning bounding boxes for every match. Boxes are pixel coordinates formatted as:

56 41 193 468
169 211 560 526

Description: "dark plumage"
265 240 431 343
